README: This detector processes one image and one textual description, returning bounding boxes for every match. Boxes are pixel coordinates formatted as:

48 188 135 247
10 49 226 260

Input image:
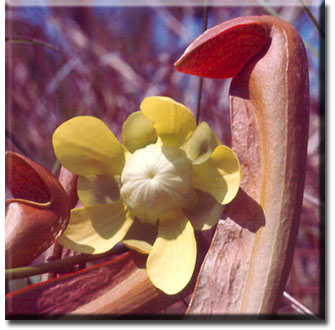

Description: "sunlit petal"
121 111 158 153
181 122 221 164
58 201 134 254
77 175 120 207
122 218 158 254
192 145 241 205
147 209 197 295
53 116 127 176
183 190 223 231
141 96 196 148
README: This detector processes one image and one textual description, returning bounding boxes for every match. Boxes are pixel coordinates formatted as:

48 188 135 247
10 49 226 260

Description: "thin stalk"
51 159 61 176
41 242 64 281
5 245 128 281
195 4 208 124
256 0 279 17
299 0 325 39
195 78 203 124
5 128 33 159
283 291 320 320
6 36 66 54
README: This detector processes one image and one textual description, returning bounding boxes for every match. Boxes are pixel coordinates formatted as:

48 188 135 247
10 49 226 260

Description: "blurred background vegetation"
5 0 324 317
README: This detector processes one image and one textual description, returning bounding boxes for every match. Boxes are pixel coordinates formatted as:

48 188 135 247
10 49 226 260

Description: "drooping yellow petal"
147 209 197 295
181 122 221 164
141 96 196 148
183 190 223 231
77 175 120 207
57 201 134 254
121 111 157 153
53 116 127 176
122 218 158 254
192 145 241 205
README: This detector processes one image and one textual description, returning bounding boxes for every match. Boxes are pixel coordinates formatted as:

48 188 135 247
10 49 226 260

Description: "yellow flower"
52 96 241 295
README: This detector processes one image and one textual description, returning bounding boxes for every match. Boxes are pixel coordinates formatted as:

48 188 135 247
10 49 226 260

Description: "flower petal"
147 209 197 295
122 218 158 254
121 111 157 153
192 145 241 205
183 190 223 231
141 96 196 148
58 201 134 254
53 116 127 176
181 122 221 164
77 175 120 207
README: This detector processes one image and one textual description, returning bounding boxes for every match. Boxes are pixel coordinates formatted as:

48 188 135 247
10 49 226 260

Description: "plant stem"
195 79 203 125
256 0 279 17
5 128 33 159
299 0 325 38
5 245 128 281
195 4 208 124
6 36 66 54
283 291 320 320
41 242 64 281
51 159 61 176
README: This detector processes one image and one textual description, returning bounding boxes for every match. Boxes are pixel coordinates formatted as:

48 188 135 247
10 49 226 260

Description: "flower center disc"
120 143 193 224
